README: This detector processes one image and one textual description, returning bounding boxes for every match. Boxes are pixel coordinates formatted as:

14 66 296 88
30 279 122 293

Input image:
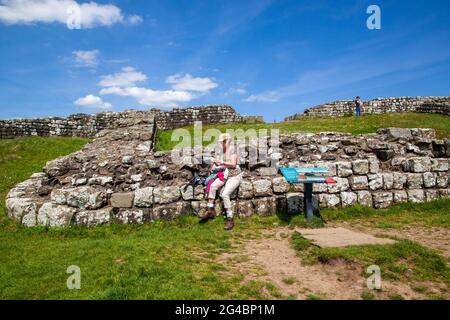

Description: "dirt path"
218 227 444 300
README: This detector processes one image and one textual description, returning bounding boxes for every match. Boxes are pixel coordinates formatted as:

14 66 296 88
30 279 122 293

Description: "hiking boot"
224 218 234 230
199 207 215 223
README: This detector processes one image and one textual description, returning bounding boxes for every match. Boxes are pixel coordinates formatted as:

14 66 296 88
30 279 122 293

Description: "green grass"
321 200 450 229
155 113 450 150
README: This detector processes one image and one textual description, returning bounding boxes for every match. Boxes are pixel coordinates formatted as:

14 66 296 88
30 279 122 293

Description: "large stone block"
237 200 254 218
422 172 436 188
406 157 431 173
6 197 38 224
181 185 204 201
393 190 408 204
349 176 368 191
37 202 77 227
327 177 349 193
115 208 145 224
110 192 134 208
382 173 394 190
336 162 353 177
407 189 425 203
152 202 190 220
352 160 369 175
286 193 303 214
392 172 407 189
368 157 380 174
357 191 372 207
76 208 112 226
406 173 423 189
436 173 449 188
368 174 383 191
153 186 181 204
66 187 106 210
372 192 393 209
252 179 273 197
133 187 154 207
425 190 439 202
431 158 448 172
272 177 290 193
252 197 276 216
238 180 254 199
318 194 341 208
341 192 357 207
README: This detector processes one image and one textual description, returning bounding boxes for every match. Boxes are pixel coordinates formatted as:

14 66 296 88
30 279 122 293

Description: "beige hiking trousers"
208 173 243 209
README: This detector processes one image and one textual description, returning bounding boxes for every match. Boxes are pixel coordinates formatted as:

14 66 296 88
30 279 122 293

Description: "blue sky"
1 0 450 122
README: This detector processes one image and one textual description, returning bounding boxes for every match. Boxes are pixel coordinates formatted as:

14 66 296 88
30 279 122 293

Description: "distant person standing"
355 96 362 117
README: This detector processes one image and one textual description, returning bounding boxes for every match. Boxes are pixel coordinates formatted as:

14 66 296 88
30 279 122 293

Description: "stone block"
406 173 423 189
352 160 369 175
341 192 357 207
253 179 272 197
372 192 393 209
153 186 181 204
272 177 290 193
336 162 352 177
357 191 372 207
110 192 134 208
368 174 383 191
76 208 112 226
252 197 276 216
115 208 145 224
238 180 254 199
349 176 368 191
392 172 407 189
328 178 349 193
393 190 408 204
37 202 77 227
287 193 303 214
422 172 436 188
406 157 431 173
407 189 425 203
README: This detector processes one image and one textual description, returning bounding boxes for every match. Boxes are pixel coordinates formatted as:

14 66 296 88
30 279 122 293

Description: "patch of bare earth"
217 227 442 300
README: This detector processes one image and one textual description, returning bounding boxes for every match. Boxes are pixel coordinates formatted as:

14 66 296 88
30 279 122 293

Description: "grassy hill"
155 113 450 150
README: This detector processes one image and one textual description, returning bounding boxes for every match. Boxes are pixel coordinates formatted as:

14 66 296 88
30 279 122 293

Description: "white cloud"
166 73 218 93
244 91 278 102
72 50 99 67
99 67 147 87
225 87 247 96
74 94 111 109
127 14 142 25
0 0 142 28
100 86 194 108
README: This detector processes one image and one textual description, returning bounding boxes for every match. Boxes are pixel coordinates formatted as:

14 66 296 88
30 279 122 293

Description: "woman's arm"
215 154 238 169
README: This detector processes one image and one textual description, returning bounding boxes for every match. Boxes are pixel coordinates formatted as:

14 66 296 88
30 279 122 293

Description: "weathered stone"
368 157 380 174
252 197 276 216
425 190 439 202
315 162 337 176
318 194 341 208
66 187 106 210
431 158 448 172
43 155 72 177
37 202 77 227
382 173 394 190
392 172 407 189
349 176 368 191
122 155 133 164
352 160 369 175
50 188 71 205
272 177 290 193
115 209 145 224
133 187 154 207
6 197 38 224
406 173 423 189
406 157 431 173
146 159 160 169
357 191 372 207
407 189 425 203
237 200 254 218
336 162 352 177
328 178 349 193
88 176 113 186
438 189 450 199
368 174 383 191
286 193 303 214
252 179 272 197
436 173 449 188
372 192 393 209
76 208 112 226
152 202 190 220
190 201 208 218
380 128 412 140
422 172 436 188
313 183 328 193
180 185 204 201
393 190 408 204
238 180 254 199
341 192 357 207
375 149 395 161
153 186 181 204
110 192 134 208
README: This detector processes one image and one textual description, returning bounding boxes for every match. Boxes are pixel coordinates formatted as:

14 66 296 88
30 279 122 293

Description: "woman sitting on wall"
200 133 243 230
